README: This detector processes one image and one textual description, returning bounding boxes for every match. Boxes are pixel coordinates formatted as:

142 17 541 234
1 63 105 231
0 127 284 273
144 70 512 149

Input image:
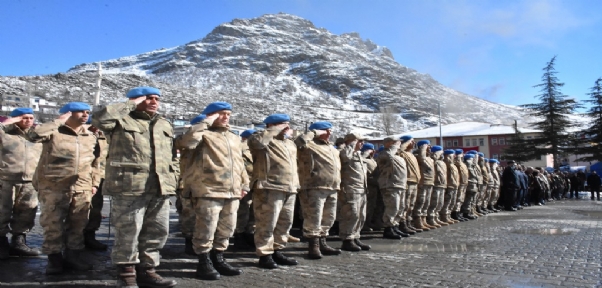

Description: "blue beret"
202 102 232 115
126 86 161 98
190 114 207 125
400 135 413 142
240 129 256 138
430 145 443 152
264 114 290 124
361 143 375 152
416 140 430 147
378 146 385 152
466 151 476 155
309 121 332 130
10 107 34 117
464 154 475 160
444 149 455 155
477 152 485 157
455 149 464 155
59 102 91 114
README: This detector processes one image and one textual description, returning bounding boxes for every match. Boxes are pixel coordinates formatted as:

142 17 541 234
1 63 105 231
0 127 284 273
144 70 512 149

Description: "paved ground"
0 194 601 288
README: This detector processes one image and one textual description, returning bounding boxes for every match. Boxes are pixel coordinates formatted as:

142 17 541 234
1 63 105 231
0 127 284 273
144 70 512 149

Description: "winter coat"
377 146 407 190
417 148 434 186
587 173 601 188
446 158 459 189
295 131 341 191
339 144 367 193
455 158 469 185
434 158 447 188
0 123 42 182
399 150 421 185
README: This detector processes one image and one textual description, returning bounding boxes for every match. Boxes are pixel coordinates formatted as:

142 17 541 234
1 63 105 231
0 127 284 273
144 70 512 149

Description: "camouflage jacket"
399 150 421 185
0 123 42 182
364 157 379 187
175 132 194 197
474 160 483 185
479 160 490 185
434 158 447 188
455 157 469 185
247 127 299 193
295 131 341 191
92 102 178 196
179 121 249 199
242 141 253 177
28 120 98 191
490 164 500 186
467 161 479 184
91 131 108 185
376 146 407 190
445 158 459 189
417 148 434 186
339 144 367 193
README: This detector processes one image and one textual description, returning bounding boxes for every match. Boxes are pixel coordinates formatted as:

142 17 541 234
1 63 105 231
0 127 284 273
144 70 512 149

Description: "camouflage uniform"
477 159 488 210
461 159 479 214
84 131 108 233
338 144 367 240
93 102 177 267
295 131 341 238
428 156 446 217
441 156 459 220
376 146 407 227
414 148 434 217
235 141 255 235
174 134 195 239
454 156 469 214
28 120 99 254
247 127 299 256
473 158 483 212
398 148 421 224
0 123 42 240
179 120 249 254
364 156 382 229
489 165 500 207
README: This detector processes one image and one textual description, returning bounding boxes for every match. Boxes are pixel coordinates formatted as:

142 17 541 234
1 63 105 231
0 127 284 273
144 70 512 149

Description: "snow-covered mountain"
1 13 527 137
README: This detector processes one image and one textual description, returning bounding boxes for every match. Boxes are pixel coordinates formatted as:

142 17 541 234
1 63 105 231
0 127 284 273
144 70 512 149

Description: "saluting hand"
205 113 220 126
57 112 71 124
129 96 147 105
2 116 23 125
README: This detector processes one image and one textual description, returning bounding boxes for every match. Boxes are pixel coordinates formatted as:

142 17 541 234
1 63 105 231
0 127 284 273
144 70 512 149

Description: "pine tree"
521 56 580 168
577 78 602 162
502 120 537 163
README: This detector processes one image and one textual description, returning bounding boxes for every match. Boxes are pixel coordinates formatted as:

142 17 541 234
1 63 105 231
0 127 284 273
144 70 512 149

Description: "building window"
453 140 458 146
6 96 11 100
471 139 477 146
15 97 20 101
493 154 499 159
527 136 532 139
479 138 484 146
33 105 37 109
446 140 452 147
465 139 470 147
499 138 505 145
492 138 497 146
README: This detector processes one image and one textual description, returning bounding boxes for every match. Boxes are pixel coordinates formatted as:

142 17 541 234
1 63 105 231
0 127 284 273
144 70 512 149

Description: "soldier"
0 108 42 260
476 153 490 215
452 149 469 222
376 136 408 239
426 146 446 228
338 133 371 251
413 140 435 231
295 121 341 259
487 159 501 211
83 117 109 251
397 135 420 234
174 114 206 256
461 153 479 220
93 87 177 287
440 149 458 224
233 129 257 251
247 114 299 269
362 143 381 231
28 102 98 275
180 102 249 280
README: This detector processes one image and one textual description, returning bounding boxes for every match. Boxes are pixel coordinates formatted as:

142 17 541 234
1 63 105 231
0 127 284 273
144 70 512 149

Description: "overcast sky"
1 0 600 108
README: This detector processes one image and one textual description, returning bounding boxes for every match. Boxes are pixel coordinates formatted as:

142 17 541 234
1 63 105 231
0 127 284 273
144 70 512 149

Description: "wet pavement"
1 195 601 287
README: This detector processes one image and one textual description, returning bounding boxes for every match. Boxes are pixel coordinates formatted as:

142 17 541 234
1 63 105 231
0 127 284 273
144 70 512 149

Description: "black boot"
64 249 92 271
463 213 477 220
272 250 298 265
383 227 402 239
258 254 278 269
243 232 256 248
319 237 341 255
340 240 361 252
184 237 196 256
233 233 252 251
354 238 371 250
392 226 410 237
84 230 107 251
117 265 138 288
196 253 220 280
10 234 41 256
0 236 9 260
307 238 322 259
136 265 177 287
398 221 416 235
210 250 242 276
46 253 64 275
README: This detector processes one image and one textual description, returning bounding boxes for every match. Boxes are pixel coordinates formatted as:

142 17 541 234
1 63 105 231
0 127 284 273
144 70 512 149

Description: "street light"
438 101 443 147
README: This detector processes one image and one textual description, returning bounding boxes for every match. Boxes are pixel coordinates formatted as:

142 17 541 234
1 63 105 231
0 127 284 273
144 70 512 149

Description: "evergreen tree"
521 56 580 168
577 78 602 162
502 120 537 163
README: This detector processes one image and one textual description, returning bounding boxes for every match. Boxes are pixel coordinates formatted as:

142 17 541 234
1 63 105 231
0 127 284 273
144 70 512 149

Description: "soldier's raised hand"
205 113 220 126
2 115 22 125
57 112 71 124
313 129 328 136
129 96 147 105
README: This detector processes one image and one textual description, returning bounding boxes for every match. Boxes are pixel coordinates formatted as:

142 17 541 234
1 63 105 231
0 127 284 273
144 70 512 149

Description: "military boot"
10 234 41 256
354 239 371 250
307 238 322 259
136 265 177 287
184 237 195 255
398 221 416 235
463 212 477 220
341 240 361 252
0 236 9 260
434 216 448 226
407 219 422 233
64 249 92 271
84 230 107 251
287 235 301 243
426 216 441 228
392 226 410 237
196 253 220 280
117 265 138 288
382 227 402 239
258 255 278 269
423 216 438 229
272 250 298 265
210 250 242 276
46 253 64 275
412 217 429 231
319 237 341 255
233 233 253 251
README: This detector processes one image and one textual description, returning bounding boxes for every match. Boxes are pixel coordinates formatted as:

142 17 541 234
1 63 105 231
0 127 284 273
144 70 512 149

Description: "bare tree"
379 106 400 135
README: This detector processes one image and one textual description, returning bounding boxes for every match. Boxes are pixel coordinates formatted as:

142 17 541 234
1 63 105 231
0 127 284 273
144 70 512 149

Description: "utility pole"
438 102 443 146
94 63 102 106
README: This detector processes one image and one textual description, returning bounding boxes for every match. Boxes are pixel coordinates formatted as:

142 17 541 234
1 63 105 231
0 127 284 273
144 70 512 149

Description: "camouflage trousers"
454 184 467 212
413 185 433 217
404 183 418 222
111 195 170 267
235 192 255 234
365 184 384 229
427 187 445 217
178 197 195 238
381 188 405 227
298 189 337 238
0 180 38 237
85 179 104 232
39 189 91 254
253 190 296 256
440 187 457 217
476 184 487 207
461 183 479 214
338 189 366 240
489 185 500 207
192 197 239 254
481 185 493 207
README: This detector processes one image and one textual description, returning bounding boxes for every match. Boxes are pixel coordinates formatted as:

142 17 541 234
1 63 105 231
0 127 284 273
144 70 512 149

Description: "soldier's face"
70 111 90 125
17 114 34 129
137 95 160 115
213 111 231 127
